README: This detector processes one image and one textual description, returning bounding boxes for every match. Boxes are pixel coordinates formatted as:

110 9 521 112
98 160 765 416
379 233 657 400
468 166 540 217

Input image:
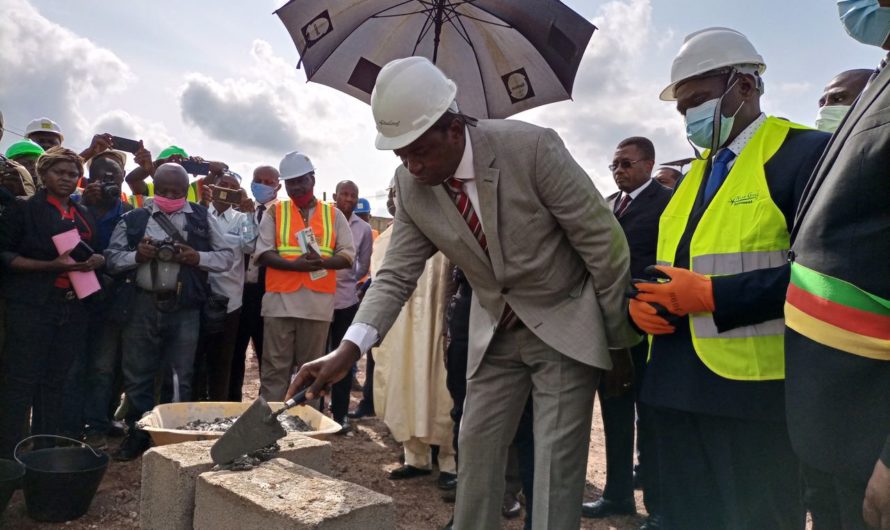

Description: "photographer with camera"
0 147 104 459
61 150 135 448
105 163 234 460
192 170 257 402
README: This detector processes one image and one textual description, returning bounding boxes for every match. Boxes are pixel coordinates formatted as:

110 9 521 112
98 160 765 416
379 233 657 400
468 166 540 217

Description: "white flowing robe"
372 226 454 446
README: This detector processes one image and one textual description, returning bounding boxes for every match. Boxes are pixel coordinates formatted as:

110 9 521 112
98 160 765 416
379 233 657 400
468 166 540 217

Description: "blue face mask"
250 182 278 204
838 0 890 47
684 93 744 151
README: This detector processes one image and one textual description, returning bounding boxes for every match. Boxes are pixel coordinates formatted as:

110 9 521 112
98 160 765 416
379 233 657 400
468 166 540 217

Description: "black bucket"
0 458 25 517
14 435 109 522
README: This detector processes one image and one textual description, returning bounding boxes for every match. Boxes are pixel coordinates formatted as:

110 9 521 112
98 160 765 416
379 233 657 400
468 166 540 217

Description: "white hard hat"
24 117 64 141
660 27 766 101
371 56 457 151
278 151 315 180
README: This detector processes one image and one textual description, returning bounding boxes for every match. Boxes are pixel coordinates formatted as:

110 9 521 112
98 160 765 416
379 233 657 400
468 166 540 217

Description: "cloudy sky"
0 0 882 215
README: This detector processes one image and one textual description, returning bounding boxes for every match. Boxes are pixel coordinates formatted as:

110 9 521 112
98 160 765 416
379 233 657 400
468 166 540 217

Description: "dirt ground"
3 351 645 530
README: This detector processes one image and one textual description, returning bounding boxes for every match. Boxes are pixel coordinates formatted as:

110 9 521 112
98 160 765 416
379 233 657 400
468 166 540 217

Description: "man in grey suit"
287 57 639 529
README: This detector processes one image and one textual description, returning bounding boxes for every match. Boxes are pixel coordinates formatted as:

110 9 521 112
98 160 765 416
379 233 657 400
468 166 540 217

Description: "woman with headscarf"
0 147 104 457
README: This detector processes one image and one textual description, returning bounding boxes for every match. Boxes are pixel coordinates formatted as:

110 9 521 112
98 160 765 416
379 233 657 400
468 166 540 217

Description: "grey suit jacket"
355 119 640 377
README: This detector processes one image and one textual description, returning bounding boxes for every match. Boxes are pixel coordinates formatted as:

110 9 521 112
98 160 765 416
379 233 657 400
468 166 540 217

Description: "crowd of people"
1 4 889 530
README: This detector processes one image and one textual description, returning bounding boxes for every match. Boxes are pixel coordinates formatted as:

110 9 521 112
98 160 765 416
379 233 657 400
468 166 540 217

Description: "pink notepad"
51 229 101 299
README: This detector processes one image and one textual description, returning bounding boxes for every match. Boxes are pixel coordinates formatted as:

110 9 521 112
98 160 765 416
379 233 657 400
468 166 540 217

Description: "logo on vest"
729 192 758 206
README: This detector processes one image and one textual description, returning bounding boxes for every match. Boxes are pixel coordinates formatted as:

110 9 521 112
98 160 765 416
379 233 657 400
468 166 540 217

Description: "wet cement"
180 414 312 433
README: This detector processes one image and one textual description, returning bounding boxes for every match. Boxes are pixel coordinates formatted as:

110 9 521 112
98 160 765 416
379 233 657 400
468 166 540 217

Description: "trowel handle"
269 389 308 419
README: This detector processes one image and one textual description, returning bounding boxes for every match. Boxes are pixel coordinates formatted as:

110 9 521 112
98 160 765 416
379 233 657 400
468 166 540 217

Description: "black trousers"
194 308 242 401
0 295 88 458
598 340 659 513
356 349 375 413
230 282 264 401
801 462 870 530
329 303 359 424
653 407 804 530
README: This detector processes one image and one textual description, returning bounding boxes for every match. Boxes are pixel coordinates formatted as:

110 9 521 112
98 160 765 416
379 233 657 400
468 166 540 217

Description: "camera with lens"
100 172 121 199
101 182 121 199
150 237 179 262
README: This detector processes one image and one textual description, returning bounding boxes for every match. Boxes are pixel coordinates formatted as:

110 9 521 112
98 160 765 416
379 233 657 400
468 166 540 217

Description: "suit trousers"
260 316 328 402
598 340 659 513
328 303 360 424
453 325 599 530
653 407 804 530
230 282 265 401
193 308 242 401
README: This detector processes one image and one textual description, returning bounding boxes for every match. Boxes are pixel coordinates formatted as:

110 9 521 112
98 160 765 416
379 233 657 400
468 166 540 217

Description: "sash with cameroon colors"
785 263 890 360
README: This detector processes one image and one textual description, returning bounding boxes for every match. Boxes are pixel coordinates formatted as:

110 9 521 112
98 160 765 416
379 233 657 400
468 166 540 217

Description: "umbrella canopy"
275 0 595 119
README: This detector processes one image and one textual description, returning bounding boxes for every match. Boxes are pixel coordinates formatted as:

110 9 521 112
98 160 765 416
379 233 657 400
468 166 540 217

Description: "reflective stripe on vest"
655 116 809 381
265 200 337 294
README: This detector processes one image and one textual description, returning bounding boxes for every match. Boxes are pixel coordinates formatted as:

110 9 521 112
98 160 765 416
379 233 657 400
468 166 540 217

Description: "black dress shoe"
388 465 432 480
581 497 636 518
639 514 664 530
437 471 457 490
112 431 151 462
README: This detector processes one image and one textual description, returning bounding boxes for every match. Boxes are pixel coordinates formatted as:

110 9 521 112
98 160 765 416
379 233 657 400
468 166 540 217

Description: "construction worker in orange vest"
254 151 355 402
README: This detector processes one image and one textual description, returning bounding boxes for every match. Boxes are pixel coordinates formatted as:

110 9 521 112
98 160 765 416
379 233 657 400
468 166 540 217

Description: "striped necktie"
444 177 518 330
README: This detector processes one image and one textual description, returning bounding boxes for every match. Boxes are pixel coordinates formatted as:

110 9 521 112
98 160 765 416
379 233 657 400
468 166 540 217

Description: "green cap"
5 140 45 160
157 145 188 160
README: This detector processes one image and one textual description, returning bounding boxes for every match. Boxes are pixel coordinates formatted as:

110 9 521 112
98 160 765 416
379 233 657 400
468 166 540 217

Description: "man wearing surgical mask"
786 3 890 530
628 28 830 529
815 69 873 132
230 165 281 401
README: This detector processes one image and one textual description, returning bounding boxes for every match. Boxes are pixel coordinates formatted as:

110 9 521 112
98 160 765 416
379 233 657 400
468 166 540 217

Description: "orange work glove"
634 265 715 317
629 298 676 335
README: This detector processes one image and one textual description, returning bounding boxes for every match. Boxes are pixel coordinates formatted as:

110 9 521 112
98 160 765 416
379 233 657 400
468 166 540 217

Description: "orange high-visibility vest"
266 200 337 294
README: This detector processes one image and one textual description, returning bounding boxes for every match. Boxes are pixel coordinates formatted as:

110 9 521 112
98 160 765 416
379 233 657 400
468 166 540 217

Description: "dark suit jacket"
786 58 890 482
606 181 672 280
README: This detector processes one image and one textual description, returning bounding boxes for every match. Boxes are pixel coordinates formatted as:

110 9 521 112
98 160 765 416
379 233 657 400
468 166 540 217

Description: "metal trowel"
210 390 308 465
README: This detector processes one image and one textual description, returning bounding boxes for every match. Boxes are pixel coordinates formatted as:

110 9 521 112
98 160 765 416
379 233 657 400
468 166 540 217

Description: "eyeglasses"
608 159 646 172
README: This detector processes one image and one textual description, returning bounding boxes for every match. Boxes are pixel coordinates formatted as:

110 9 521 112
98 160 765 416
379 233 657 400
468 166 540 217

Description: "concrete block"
140 435 331 530
194 458 394 530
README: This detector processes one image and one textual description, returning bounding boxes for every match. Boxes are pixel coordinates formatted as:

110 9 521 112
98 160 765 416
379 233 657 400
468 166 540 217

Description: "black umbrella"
275 0 595 118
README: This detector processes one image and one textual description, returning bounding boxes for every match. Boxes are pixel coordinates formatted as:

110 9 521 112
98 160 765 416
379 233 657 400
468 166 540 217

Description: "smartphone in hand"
110 135 141 154
68 240 95 262
180 160 211 175
209 185 244 206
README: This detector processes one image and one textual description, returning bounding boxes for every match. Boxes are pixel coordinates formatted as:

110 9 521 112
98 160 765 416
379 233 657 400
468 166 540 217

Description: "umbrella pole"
432 0 444 64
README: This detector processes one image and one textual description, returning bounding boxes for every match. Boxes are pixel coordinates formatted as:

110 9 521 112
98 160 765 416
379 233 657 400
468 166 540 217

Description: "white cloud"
0 0 133 149
178 40 331 155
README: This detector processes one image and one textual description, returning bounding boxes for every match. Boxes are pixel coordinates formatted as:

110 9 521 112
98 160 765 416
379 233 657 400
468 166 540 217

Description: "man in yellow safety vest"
627 28 830 529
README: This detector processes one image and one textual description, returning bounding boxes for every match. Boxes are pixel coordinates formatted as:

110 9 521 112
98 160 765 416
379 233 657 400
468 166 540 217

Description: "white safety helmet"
24 117 64 141
278 151 315 180
660 27 766 101
371 56 458 151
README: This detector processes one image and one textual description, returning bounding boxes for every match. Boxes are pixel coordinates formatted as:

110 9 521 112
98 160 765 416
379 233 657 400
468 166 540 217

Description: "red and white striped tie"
445 178 519 330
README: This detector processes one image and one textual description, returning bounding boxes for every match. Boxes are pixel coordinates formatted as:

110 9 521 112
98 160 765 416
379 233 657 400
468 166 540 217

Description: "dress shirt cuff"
343 323 380 355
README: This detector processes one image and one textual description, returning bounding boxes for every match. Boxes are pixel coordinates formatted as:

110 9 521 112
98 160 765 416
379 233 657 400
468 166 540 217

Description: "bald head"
253 165 280 186
819 69 873 108
154 163 189 198
334 180 359 218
